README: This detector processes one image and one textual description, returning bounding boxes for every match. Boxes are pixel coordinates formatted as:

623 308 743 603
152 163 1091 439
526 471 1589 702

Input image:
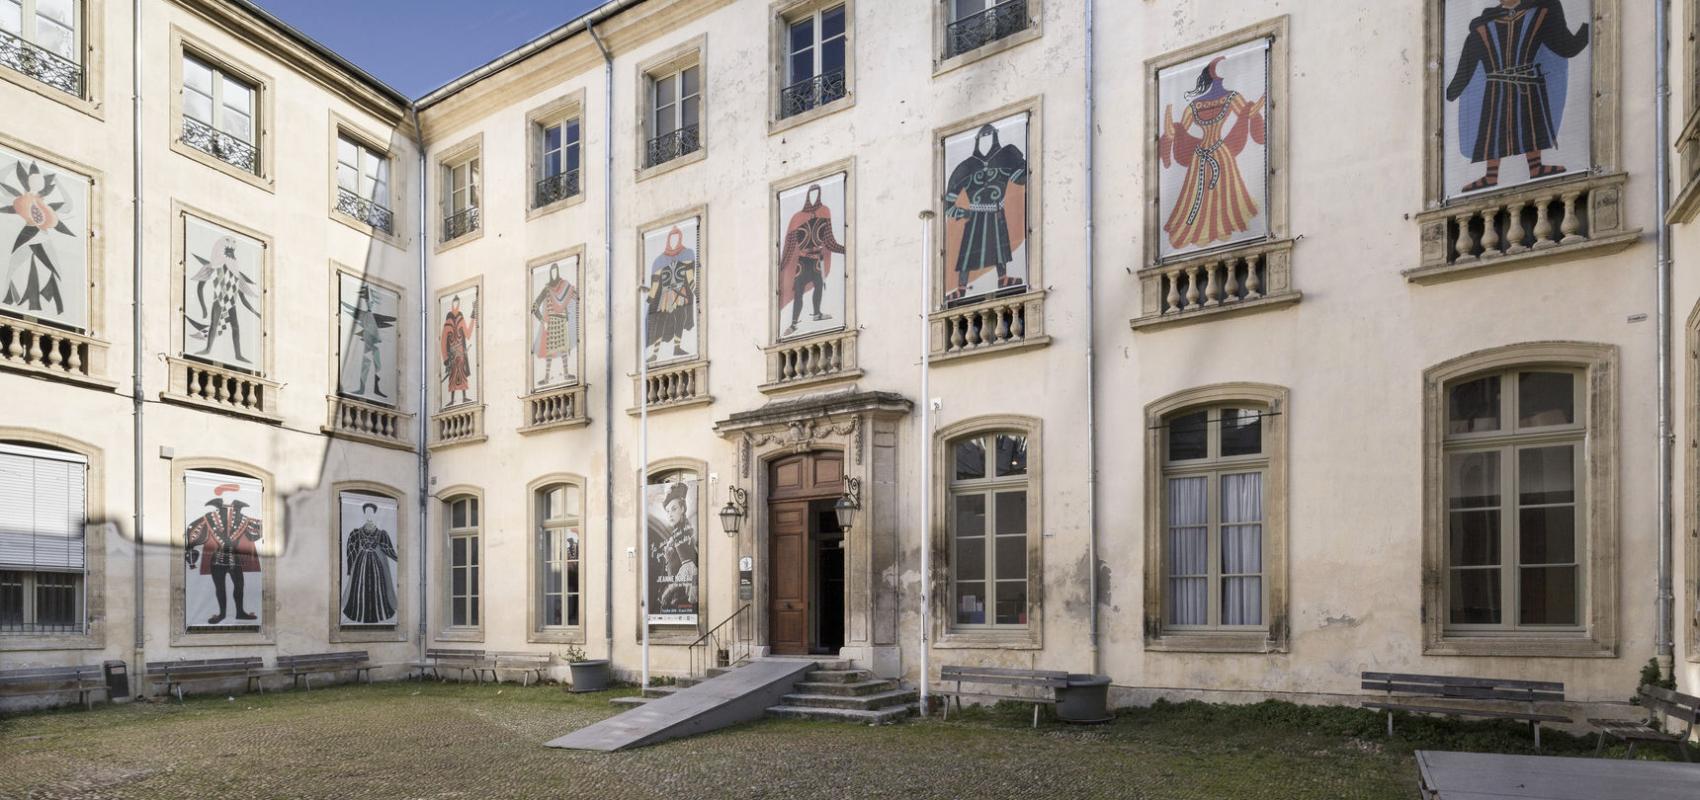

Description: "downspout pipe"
918 210 934 716
410 108 430 666
1083 0 1100 677
131 0 145 687
588 19 617 658
1656 0 1675 676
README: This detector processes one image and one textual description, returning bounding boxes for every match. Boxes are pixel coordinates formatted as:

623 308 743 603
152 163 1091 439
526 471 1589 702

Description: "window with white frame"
446 495 479 628
0 442 86 635
1159 406 1268 631
335 134 393 234
1443 368 1584 630
645 63 701 168
536 483 581 629
440 154 479 242
181 52 259 174
0 0 81 96
534 117 581 209
780 4 847 119
944 0 1031 60
948 431 1029 628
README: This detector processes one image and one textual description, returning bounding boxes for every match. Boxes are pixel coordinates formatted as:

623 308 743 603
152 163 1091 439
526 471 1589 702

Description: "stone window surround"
168 457 278 647
524 89 588 221
168 26 276 193
328 481 409 645
0 427 107 653
430 273 486 450
1673 0 1700 223
932 0 1043 78
1685 302 1700 663
166 200 275 380
527 473 588 645
1408 0 1630 283
326 112 406 247
761 157 860 392
1420 341 1619 658
431 132 484 254
1142 383 1290 654
767 0 856 135
931 415 1044 650
0 0 104 118
634 459 709 645
1134 16 1298 333
434 485 485 642
634 35 707 183
630 205 713 414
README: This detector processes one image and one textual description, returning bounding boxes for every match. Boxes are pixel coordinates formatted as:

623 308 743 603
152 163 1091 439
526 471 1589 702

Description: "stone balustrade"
430 404 486 449
1411 172 1636 282
630 360 712 414
1131 239 1298 331
521 385 589 433
162 357 281 421
927 290 1048 363
323 396 413 449
0 315 111 388
762 330 860 392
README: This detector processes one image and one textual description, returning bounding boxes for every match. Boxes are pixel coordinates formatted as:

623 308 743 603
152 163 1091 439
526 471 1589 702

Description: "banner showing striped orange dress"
1156 38 1270 260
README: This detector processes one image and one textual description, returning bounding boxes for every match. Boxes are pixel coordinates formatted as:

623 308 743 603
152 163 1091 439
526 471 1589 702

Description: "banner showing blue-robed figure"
1442 0 1591 200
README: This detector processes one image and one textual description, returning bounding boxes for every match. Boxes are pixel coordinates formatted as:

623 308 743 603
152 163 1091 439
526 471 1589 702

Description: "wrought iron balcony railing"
0 28 81 97
945 0 1031 59
645 124 701 169
534 169 581 208
779 70 847 119
181 117 259 174
442 206 480 243
335 187 395 234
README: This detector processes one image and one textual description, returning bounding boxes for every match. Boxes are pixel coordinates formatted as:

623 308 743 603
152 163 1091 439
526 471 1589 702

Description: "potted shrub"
560 646 610 693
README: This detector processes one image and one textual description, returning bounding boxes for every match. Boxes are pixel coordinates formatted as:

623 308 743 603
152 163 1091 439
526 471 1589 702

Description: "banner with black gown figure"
1442 0 1592 199
941 113 1028 307
776 173 848 341
645 478 699 625
182 470 264 630
0 144 89 331
641 219 700 366
339 491 399 628
183 216 264 372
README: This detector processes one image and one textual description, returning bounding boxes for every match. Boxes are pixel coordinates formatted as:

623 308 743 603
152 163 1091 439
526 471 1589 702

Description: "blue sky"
252 0 604 98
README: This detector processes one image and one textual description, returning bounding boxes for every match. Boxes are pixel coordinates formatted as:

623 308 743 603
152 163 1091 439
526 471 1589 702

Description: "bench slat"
940 666 1070 679
1360 681 1564 703
1362 701 1569 723
1361 672 1564 693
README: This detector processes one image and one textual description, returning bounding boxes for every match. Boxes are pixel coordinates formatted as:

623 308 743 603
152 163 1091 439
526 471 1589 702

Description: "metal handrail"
181 117 259 174
442 206 480 242
779 70 847 119
534 169 581 208
945 0 1030 59
688 602 751 678
0 27 82 96
644 124 701 169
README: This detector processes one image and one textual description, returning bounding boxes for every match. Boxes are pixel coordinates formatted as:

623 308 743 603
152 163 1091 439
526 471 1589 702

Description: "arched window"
445 494 480 629
946 429 1031 629
535 482 582 630
0 441 88 635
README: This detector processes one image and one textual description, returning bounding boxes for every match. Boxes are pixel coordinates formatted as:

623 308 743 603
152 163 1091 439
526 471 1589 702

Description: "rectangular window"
534 118 581 208
1160 407 1267 630
646 63 701 168
0 442 87 634
779 5 847 119
447 496 479 628
441 155 480 242
181 53 259 174
537 484 581 629
944 0 1030 60
0 0 82 96
335 134 393 234
949 432 1030 628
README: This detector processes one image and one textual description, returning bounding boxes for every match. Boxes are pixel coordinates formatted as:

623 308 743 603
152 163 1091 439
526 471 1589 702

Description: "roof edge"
415 0 652 109
224 0 411 108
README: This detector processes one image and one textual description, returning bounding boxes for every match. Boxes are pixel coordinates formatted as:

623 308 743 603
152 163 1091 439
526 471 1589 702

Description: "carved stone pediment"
715 389 912 478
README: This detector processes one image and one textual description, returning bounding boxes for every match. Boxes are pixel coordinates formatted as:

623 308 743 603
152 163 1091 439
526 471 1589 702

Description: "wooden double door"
767 451 846 656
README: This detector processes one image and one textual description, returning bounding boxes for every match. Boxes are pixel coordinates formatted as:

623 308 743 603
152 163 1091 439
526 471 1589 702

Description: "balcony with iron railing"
0 28 81 97
533 169 581 209
181 117 259 175
442 206 480 243
944 0 1031 60
779 70 847 120
645 125 701 170
335 187 395 234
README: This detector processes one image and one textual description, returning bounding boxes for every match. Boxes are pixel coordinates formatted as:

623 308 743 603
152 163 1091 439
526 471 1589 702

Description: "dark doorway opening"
811 500 845 655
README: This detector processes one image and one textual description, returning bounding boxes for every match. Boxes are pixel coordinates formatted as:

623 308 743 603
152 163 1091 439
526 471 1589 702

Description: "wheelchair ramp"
545 658 823 752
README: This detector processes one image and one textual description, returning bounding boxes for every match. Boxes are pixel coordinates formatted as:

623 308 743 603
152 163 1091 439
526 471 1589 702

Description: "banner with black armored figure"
337 273 399 406
529 255 581 390
941 112 1028 307
338 491 399 628
642 218 699 365
645 478 698 625
182 470 264 630
0 144 89 331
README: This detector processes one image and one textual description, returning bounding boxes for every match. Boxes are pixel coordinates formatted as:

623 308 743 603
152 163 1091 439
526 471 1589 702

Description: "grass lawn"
0 681 1642 799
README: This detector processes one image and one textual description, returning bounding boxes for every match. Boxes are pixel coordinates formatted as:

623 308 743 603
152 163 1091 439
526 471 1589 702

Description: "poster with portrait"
183 215 265 371
0 145 89 331
776 173 848 341
644 478 699 625
437 286 479 409
1156 39 1270 260
182 469 264 630
529 255 581 390
337 274 399 406
338 491 400 628
641 218 699 366
941 112 1028 307
1442 0 1592 200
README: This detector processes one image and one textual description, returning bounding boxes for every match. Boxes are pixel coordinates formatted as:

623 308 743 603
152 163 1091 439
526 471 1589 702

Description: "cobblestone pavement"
0 682 1433 799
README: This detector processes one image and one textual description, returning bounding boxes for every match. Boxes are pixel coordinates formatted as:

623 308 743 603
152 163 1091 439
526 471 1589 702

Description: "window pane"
1518 372 1575 428
1446 451 1499 509
568 592 580 627
0 2 20 35
451 500 466 529
36 0 73 28
566 140 581 174
954 438 985 480
822 38 846 75
1518 446 1575 505
788 17 814 56
222 79 253 114
1168 578 1206 626
1167 411 1208 461
452 599 467 627
1448 510 1501 566
544 595 562 627
183 56 213 95
469 597 479 625
1220 472 1262 524
1519 566 1577 625
336 163 359 193
221 110 252 143
954 0 988 21
451 536 466 566
1221 576 1261 626
1167 476 1207 622
543 124 562 153
654 75 675 107
994 434 1027 477
994 535 1025 581
994 491 1025 535
822 5 846 39
1220 409 1262 457
336 137 358 167
451 566 466 597
0 571 22 625
681 66 699 97
35 17 73 60
1519 506 1576 565
468 499 479 526
789 49 814 82
955 535 984 582
1449 568 1501 625
681 96 700 128
954 581 985 625
183 89 213 125
994 580 1026 625
1448 375 1501 434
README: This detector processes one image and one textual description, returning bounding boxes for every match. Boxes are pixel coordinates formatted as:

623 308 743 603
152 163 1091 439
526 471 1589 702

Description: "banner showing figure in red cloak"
1157 40 1269 260
777 173 847 341
438 288 479 409
941 114 1028 306
182 470 263 629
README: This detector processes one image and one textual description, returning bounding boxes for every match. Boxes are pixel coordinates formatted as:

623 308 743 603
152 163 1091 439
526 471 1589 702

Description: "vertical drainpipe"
1656 0 1675 677
130 0 145 683
588 19 617 658
411 108 430 662
918 210 933 716
1083 0 1100 677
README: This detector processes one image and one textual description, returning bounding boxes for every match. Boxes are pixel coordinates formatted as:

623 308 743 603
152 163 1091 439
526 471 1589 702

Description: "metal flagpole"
639 259 651 691
918 210 934 716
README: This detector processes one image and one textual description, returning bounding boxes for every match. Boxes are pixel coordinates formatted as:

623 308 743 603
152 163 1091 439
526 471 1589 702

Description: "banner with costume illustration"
1156 39 1270 260
641 218 699 366
183 216 264 371
337 274 399 406
438 287 479 409
941 114 1028 306
0 144 89 331
338 491 399 628
182 470 264 630
645 478 698 625
776 173 848 341
529 256 581 390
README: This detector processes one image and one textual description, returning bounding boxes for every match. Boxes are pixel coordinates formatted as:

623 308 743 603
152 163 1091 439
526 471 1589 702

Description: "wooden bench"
1361 672 1570 750
490 652 551 687
147 657 268 702
937 665 1071 728
275 651 372 691
408 648 492 683
0 665 108 710
1588 685 1699 761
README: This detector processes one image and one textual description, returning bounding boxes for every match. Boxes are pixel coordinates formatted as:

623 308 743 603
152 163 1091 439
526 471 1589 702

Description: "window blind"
0 442 87 572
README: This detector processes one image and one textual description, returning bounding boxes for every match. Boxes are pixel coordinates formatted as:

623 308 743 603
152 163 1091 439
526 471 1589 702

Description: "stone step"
609 696 651 707
765 703 913 725
803 669 869 684
791 679 898 697
643 686 679 698
779 688 918 711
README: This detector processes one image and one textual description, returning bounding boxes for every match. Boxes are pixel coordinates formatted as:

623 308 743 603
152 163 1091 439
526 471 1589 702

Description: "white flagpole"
918 210 934 717
639 267 651 692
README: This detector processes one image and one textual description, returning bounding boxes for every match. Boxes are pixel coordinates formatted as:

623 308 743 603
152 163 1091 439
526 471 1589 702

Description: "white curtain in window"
1220 472 1263 626
1167 476 1207 626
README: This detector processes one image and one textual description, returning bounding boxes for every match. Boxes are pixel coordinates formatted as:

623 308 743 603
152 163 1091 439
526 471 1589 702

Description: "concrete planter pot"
1056 674 1112 723
567 660 611 693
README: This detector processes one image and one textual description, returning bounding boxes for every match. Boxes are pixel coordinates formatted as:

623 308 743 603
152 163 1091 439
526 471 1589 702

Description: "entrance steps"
765 666 917 724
